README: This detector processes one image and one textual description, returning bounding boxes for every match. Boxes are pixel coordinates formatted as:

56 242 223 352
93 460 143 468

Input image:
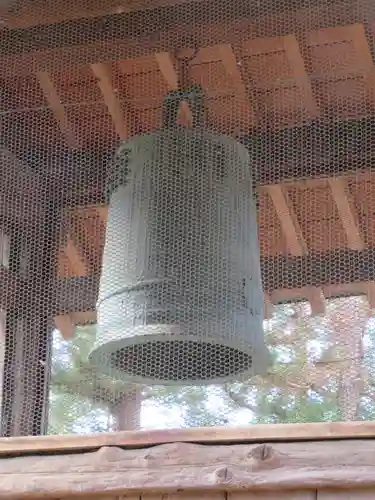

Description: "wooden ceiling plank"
347 24 375 106
215 43 257 123
36 71 79 149
215 44 249 97
91 62 129 140
155 51 192 127
282 35 319 117
265 185 308 257
328 177 364 251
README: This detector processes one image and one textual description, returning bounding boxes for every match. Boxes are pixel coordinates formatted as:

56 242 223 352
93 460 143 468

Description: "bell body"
89 128 270 385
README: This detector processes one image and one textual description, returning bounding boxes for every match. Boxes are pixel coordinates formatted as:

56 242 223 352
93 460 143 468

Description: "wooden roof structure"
0 0 375 342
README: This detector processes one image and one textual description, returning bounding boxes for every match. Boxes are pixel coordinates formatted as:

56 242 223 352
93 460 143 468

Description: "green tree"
49 295 375 433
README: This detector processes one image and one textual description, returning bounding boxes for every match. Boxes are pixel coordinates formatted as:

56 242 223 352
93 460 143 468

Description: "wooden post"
0 186 60 436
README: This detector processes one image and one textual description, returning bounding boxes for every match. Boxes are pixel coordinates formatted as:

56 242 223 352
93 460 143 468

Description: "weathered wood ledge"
1 423 375 498
2 438 375 498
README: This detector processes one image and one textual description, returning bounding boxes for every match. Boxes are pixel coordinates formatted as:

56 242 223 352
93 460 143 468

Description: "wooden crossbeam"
91 62 129 140
1 0 374 79
155 51 192 127
36 71 79 149
53 248 375 316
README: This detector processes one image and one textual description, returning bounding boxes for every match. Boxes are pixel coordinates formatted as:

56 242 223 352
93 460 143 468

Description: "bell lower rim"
88 326 271 386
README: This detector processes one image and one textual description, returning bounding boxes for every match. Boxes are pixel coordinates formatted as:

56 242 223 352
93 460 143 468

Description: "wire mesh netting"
0 0 375 436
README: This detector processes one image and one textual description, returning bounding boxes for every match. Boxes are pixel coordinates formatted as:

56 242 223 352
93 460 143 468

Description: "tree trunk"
111 386 142 431
327 297 367 421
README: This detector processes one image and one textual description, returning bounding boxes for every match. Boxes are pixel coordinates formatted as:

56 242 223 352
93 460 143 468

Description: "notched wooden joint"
213 466 233 483
250 444 275 461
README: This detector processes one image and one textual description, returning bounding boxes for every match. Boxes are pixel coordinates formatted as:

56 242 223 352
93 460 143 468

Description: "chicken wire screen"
0 0 375 436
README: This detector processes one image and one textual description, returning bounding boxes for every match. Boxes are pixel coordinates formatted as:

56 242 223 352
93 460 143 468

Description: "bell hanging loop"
162 47 207 129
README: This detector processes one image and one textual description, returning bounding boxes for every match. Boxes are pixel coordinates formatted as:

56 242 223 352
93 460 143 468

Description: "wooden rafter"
36 71 79 149
56 222 96 339
155 51 192 127
350 24 375 107
63 233 88 277
91 62 129 140
328 177 364 252
265 185 326 316
328 176 375 309
265 185 308 257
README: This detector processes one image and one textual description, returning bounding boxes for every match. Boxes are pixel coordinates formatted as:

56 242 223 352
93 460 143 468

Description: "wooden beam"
307 286 326 315
0 0 373 79
263 293 274 319
282 34 319 118
0 148 43 227
215 43 256 125
3 0 203 29
63 233 87 276
95 205 108 224
1 196 59 437
327 176 375 309
35 71 79 149
4 436 375 496
265 185 326 315
155 51 192 127
53 116 375 206
345 24 375 107
54 314 75 340
2 421 375 455
52 249 375 315
91 62 129 140
328 177 364 251
0 229 10 269
271 285 325 315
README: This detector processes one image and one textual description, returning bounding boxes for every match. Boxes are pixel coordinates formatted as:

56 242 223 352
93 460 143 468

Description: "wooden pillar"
0 186 60 436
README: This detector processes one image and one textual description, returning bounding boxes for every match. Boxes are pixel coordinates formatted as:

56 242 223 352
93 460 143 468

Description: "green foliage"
49 296 375 433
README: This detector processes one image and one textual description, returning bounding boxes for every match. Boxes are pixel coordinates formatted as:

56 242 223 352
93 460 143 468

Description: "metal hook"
162 47 206 129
